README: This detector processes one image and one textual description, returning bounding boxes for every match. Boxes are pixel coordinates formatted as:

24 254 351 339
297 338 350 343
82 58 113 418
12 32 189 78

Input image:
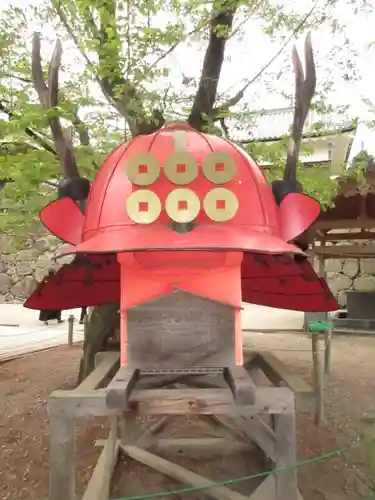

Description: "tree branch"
284 33 316 183
188 0 240 130
0 101 57 156
72 111 91 146
53 0 163 137
4 74 32 84
31 32 79 179
52 2 125 119
212 0 320 119
97 0 164 135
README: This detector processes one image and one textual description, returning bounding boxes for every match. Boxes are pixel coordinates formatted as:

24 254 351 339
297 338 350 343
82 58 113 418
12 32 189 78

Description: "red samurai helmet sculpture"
25 34 338 319
42 122 319 255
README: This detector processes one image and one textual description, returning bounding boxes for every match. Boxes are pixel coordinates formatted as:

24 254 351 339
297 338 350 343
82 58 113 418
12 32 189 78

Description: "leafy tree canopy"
0 0 372 235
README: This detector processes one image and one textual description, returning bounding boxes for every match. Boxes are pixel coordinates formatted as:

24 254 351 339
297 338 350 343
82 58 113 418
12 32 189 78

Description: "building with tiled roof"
229 106 357 175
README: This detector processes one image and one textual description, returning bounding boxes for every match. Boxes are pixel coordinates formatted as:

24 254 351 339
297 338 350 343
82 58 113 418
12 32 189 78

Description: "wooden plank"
212 414 276 461
75 352 119 392
118 411 139 446
359 417 375 489
49 413 75 500
243 351 260 374
206 414 253 441
129 387 295 415
149 438 250 456
224 366 256 405
248 476 304 500
121 445 248 500
313 244 375 258
106 368 140 409
314 218 375 231
48 387 294 417
248 475 275 500
49 390 118 418
311 335 324 426
239 416 276 462
324 328 332 376
319 231 375 242
95 436 247 459
274 412 298 500
136 416 172 448
82 416 118 500
255 351 312 395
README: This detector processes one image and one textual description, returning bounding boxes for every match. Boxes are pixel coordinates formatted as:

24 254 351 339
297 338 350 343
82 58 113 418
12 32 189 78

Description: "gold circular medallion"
164 152 198 185
202 152 236 184
126 153 160 186
165 188 200 223
203 188 239 222
126 189 161 224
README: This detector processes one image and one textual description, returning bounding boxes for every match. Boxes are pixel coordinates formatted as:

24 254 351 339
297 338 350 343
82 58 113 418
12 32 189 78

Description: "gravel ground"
0 333 374 500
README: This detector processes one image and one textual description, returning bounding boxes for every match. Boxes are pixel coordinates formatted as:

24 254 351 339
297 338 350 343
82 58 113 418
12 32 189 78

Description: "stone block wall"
0 232 73 303
324 258 375 307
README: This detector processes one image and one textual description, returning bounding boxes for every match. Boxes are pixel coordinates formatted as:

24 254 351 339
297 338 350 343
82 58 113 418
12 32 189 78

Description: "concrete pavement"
0 306 85 361
0 303 305 361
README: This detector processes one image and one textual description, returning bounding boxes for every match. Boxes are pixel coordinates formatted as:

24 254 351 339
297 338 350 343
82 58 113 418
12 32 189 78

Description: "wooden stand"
48 353 306 500
47 291 308 500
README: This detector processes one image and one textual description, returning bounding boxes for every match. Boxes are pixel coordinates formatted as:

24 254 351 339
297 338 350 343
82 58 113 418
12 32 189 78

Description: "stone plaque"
127 290 235 369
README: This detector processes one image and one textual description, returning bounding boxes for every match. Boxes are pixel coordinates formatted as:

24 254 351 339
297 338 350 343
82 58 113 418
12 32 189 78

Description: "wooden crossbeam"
315 231 375 242
82 417 118 500
128 387 294 415
75 352 119 392
359 417 375 489
151 438 249 456
314 218 375 231
248 475 304 500
239 416 276 462
224 366 256 404
205 414 275 461
106 367 140 409
248 475 275 500
49 386 295 416
254 352 312 394
96 437 249 456
121 445 249 500
136 416 172 448
253 352 313 413
313 244 375 258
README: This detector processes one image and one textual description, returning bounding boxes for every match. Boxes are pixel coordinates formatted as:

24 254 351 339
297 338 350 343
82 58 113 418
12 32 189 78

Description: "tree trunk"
77 303 120 384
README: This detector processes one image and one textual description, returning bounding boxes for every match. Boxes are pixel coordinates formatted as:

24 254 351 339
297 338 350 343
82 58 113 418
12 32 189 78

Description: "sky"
1 0 375 123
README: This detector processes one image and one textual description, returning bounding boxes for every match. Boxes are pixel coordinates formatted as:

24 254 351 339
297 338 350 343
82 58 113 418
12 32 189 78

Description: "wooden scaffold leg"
49 408 75 500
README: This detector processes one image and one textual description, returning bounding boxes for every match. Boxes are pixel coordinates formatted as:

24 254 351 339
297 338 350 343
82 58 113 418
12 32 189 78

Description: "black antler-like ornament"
272 33 316 206
31 33 90 206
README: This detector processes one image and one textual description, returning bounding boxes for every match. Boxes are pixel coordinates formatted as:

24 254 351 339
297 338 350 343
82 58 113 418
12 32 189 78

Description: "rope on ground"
112 442 361 500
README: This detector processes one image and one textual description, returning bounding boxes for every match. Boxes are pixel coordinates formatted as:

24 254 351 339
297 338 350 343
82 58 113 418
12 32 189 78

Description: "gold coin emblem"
164 152 198 185
126 189 161 224
202 152 236 184
165 188 200 223
126 153 160 186
203 188 239 222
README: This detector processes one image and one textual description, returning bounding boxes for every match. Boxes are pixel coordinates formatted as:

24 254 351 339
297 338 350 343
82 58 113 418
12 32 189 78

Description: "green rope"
112 442 360 500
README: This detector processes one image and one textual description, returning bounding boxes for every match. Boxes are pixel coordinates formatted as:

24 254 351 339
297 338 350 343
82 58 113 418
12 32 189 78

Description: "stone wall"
0 232 73 303
325 258 375 307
